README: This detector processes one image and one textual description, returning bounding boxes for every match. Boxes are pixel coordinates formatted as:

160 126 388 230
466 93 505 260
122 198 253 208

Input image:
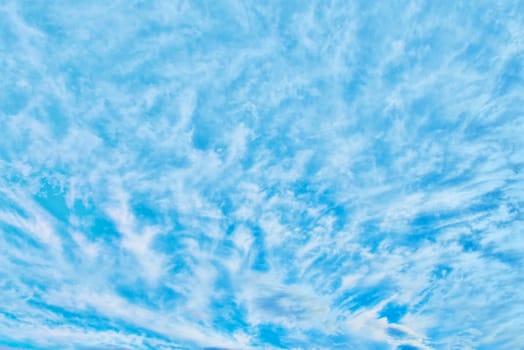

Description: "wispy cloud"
0 0 523 349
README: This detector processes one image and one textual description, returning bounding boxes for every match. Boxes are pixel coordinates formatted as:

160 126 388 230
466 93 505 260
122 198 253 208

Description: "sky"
0 1 523 349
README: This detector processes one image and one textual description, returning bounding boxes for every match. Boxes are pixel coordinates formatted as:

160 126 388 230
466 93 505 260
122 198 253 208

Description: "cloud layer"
1 1 523 349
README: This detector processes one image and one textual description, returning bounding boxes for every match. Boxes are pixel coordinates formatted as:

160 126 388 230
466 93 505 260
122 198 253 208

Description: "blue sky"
1 1 523 349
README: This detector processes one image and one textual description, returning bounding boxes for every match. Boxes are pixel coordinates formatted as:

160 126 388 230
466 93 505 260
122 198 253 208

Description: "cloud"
0 0 523 349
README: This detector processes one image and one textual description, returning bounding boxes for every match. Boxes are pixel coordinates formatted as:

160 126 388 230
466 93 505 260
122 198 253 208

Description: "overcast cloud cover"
1 1 524 349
